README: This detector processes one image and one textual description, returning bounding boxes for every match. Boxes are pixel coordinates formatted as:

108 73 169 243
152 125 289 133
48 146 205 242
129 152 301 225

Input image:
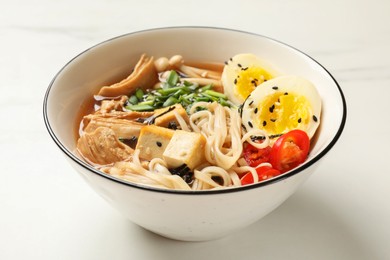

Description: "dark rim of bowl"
43 26 347 195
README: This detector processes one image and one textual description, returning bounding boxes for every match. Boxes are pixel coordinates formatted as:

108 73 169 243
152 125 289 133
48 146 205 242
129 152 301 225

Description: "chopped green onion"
199 84 212 92
167 70 180 86
125 72 232 112
128 95 139 105
157 85 187 95
195 96 210 102
200 92 218 102
135 88 144 101
126 104 155 111
204 90 227 99
218 98 230 107
163 96 179 107
137 100 154 106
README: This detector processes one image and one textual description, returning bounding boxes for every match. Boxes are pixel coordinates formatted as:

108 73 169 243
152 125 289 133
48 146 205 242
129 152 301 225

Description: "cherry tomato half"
241 166 281 185
269 129 310 173
243 143 272 167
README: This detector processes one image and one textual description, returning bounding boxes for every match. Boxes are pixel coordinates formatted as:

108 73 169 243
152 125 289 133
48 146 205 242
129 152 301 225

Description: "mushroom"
167 55 222 80
154 55 223 92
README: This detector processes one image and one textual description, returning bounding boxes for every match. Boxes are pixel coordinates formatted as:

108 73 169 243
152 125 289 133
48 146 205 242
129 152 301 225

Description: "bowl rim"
43 26 347 195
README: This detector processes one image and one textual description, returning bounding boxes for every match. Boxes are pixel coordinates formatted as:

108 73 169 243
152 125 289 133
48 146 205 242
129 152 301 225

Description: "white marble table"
2 0 390 259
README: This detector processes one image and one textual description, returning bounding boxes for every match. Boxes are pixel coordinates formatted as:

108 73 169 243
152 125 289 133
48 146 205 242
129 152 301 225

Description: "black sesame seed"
237 63 242 68
229 57 233 61
250 135 265 142
263 121 267 127
254 107 258 114
270 119 276 122
156 141 162 147
284 92 289 95
298 118 302 123
241 124 247 131
234 78 237 84
242 67 248 71
167 121 178 130
269 104 275 113
251 79 258 86
272 86 278 90
313 115 318 122
249 100 254 106
224 61 228 65
248 121 253 128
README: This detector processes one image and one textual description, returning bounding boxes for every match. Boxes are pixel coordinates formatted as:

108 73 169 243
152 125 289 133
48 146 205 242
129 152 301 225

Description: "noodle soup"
76 53 322 191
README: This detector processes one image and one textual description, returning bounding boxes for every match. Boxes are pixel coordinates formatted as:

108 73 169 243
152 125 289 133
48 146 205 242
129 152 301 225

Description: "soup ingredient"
125 70 233 113
163 130 206 170
189 102 243 170
269 129 310 173
240 166 281 185
135 104 189 129
82 115 145 140
150 104 189 128
169 164 194 185
77 127 134 166
136 125 175 161
241 75 321 139
76 53 322 190
98 54 158 97
221 53 278 104
243 143 271 167
157 55 223 90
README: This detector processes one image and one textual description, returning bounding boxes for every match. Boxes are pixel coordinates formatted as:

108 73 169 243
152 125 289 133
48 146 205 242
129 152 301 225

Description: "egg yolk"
235 67 273 100
257 92 311 134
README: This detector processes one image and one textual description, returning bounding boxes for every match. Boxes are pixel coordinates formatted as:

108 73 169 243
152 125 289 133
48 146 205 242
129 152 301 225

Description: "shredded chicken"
77 127 134 166
97 54 158 97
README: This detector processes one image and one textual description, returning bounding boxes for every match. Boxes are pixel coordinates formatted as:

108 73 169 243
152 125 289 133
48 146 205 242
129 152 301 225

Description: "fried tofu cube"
163 130 206 170
154 104 189 128
135 125 174 161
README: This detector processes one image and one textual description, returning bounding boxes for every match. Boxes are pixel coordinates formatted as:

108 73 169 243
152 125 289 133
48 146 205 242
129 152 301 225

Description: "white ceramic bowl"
44 27 346 241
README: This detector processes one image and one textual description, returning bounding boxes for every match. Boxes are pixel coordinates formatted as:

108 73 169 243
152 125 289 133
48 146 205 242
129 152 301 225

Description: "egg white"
222 53 279 105
241 75 321 140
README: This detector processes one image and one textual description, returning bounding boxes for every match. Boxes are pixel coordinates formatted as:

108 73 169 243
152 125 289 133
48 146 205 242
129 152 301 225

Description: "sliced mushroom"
97 54 158 97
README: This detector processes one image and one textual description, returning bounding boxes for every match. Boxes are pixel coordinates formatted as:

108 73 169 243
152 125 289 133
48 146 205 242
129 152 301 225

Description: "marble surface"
1 0 390 259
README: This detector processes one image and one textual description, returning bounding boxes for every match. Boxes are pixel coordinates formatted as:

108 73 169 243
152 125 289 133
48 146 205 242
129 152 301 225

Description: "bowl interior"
45 27 346 190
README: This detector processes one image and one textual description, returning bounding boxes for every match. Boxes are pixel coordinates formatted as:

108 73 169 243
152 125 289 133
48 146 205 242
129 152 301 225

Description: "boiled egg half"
241 75 321 139
222 53 279 105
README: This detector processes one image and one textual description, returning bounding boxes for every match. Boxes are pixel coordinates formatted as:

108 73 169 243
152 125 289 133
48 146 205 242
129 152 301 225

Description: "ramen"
76 53 322 190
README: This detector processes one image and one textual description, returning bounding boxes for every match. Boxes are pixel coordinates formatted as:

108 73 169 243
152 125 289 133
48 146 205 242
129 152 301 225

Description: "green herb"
166 70 179 86
135 88 144 101
125 70 232 112
125 104 155 111
128 95 139 105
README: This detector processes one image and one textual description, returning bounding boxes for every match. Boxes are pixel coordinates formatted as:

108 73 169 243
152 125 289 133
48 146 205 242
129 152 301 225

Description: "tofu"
163 130 206 170
135 125 174 161
154 104 189 129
